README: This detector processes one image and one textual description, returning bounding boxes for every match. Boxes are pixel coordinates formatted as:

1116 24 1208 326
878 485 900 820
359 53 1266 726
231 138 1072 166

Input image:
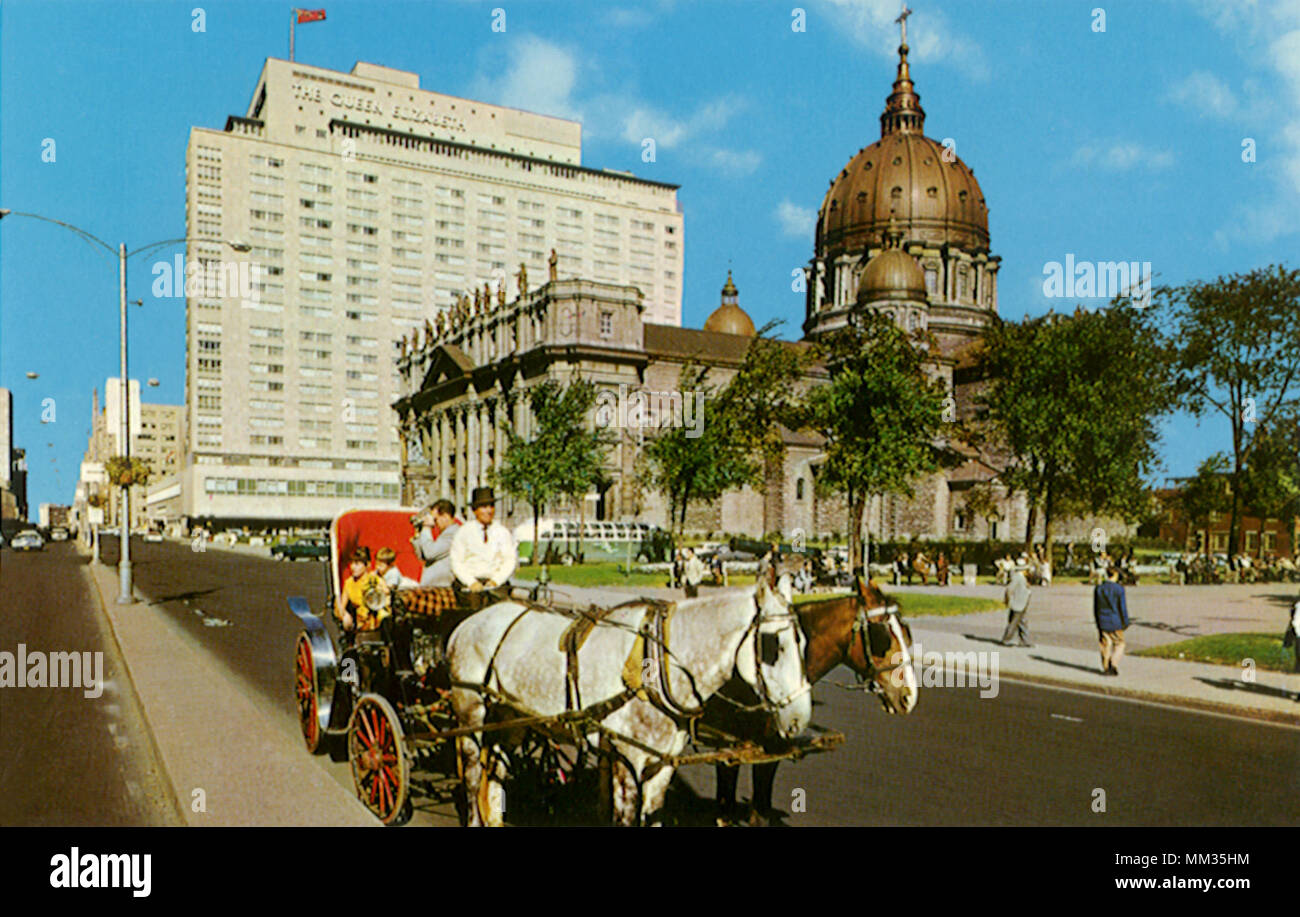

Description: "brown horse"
709 576 918 825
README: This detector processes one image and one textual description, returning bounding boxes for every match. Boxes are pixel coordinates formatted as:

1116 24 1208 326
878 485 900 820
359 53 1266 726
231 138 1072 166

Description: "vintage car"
271 536 331 561
11 530 45 552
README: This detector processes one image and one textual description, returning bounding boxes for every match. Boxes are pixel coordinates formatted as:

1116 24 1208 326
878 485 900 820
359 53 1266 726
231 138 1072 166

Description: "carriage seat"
393 587 458 618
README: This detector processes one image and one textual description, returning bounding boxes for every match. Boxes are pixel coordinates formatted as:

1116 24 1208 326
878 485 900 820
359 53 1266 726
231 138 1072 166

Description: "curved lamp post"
0 208 248 603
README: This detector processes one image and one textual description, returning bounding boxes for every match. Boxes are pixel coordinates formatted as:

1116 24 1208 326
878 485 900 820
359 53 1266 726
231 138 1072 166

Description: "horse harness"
848 600 911 693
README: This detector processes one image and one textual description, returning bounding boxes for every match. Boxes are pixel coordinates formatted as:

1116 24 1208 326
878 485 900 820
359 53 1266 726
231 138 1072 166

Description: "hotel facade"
182 58 683 526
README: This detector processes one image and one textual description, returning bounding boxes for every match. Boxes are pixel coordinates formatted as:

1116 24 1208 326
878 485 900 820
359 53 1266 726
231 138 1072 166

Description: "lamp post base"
117 560 135 604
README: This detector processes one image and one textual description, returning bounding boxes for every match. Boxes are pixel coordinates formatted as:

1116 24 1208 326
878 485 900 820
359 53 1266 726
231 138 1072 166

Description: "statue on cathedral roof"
548 248 558 282
497 279 506 307
516 261 528 297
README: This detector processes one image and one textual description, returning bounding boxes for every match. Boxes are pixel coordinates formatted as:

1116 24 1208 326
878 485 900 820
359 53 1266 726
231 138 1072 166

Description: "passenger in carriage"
375 546 419 591
414 499 460 587
450 486 517 609
335 546 391 636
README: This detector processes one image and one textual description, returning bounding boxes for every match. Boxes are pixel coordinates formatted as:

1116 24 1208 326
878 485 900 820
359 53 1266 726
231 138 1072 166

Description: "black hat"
470 486 496 508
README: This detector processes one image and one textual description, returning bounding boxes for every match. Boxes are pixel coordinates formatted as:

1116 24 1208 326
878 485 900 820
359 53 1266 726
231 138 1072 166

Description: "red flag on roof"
296 8 326 23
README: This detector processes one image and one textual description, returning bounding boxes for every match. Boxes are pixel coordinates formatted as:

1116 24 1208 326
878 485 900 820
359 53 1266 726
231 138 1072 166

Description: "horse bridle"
727 576 811 714
850 600 912 693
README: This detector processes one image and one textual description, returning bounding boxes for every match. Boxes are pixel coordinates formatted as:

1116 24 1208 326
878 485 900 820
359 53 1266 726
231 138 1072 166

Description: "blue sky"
4 0 1300 519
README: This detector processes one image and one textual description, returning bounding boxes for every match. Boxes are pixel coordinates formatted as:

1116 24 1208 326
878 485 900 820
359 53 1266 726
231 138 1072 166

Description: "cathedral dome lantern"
704 270 756 336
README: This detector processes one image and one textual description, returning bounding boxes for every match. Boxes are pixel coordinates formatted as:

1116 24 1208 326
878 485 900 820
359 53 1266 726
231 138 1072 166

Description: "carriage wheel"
347 694 410 825
295 631 327 754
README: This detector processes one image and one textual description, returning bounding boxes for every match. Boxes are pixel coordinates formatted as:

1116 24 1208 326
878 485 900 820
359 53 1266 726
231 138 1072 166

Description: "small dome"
703 270 756 336
858 248 926 304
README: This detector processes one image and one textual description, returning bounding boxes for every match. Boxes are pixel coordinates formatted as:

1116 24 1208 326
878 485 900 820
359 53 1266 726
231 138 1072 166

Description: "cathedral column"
466 402 480 493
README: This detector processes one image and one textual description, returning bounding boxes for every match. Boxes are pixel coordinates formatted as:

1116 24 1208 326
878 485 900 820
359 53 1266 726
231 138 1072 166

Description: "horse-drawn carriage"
290 510 910 826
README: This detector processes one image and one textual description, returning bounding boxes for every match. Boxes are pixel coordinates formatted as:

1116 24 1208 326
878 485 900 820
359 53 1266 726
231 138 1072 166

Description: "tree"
1238 410 1300 554
1160 265 1300 555
493 378 611 563
1177 454 1231 557
643 326 806 538
976 301 1176 556
962 482 1003 540
803 312 949 573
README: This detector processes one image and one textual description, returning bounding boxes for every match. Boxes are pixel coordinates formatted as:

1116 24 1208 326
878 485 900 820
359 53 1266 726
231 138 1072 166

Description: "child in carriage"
335 546 392 636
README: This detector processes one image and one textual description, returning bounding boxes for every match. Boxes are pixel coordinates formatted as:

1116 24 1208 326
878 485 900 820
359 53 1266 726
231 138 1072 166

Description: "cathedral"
395 21 1063 544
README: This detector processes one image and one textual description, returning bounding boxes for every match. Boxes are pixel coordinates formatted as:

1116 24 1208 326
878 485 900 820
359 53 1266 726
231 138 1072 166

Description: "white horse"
447 564 811 826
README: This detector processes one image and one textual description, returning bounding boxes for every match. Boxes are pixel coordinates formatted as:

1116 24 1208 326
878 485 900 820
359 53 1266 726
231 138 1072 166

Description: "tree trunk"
578 490 586 563
848 488 865 577
1043 477 1055 563
1023 497 1038 553
531 503 541 565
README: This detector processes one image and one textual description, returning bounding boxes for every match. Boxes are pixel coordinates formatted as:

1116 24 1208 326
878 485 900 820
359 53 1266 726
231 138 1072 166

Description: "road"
13 539 1300 826
0 542 180 826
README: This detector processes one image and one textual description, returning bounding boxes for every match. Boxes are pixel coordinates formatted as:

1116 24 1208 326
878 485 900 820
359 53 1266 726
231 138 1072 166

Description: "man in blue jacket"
1093 566 1130 675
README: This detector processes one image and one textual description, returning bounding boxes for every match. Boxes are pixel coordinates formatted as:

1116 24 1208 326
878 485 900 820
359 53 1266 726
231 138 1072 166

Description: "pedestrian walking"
683 547 706 598
936 551 949 586
1000 567 1033 647
1283 592 1300 676
1093 566 1130 676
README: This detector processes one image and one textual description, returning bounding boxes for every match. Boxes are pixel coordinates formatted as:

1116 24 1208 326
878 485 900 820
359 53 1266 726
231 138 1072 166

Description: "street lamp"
0 208 247 603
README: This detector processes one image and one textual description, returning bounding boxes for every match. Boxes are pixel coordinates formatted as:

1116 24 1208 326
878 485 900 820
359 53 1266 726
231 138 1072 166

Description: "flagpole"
290 8 296 61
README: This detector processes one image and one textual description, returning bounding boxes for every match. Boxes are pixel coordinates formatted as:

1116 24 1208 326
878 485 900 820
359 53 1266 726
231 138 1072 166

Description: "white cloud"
1071 142 1175 172
1166 71 1237 118
468 39 753 177
468 35 580 120
813 0 989 80
775 199 816 238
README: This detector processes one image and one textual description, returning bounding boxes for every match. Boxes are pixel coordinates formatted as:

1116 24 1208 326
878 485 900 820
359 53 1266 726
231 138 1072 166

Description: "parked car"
271 537 331 561
11 530 45 552
143 531 164 543
49 527 69 542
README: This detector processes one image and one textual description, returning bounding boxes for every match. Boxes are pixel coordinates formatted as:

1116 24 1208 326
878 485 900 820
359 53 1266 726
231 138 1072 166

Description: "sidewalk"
527 577 1300 726
79 544 377 826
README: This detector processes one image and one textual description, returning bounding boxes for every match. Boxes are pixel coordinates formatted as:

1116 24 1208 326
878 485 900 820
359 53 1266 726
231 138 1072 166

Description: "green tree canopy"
803 312 950 571
1158 264 1300 555
976 301 1177 553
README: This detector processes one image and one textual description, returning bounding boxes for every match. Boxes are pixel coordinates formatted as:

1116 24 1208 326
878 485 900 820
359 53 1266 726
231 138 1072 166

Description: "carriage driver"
450 486 517 610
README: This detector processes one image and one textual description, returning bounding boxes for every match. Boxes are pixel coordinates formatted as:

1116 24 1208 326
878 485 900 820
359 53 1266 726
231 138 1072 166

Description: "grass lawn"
1136 633 1298 673
792 590 1004 616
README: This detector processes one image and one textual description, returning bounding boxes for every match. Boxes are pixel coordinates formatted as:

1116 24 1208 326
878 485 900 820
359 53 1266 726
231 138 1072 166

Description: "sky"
3 0 1300 520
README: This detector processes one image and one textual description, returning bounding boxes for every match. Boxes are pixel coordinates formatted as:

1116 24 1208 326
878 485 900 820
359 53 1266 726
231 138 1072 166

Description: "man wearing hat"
450 486 517 609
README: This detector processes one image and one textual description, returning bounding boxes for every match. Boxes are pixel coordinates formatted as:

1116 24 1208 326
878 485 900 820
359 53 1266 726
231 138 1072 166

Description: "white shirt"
450 518 517 587
1291 600 1300 633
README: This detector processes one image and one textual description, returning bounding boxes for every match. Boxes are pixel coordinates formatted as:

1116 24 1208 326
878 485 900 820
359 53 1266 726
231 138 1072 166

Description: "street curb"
79 550 378 826
992 668 1300 728
79 555 189 826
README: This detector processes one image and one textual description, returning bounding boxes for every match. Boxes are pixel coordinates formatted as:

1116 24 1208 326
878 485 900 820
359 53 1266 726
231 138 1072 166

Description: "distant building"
181 58 683 527
1155 485 1298 557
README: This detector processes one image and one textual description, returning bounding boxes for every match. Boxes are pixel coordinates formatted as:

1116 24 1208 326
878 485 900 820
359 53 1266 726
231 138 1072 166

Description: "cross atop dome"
895 3 912 47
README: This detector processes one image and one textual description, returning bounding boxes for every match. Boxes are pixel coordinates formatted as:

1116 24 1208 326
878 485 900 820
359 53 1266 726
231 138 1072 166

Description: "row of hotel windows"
203 477 399 498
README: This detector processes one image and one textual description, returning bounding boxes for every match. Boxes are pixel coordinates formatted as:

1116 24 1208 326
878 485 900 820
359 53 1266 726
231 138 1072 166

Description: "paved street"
0 543 180 826
33 539 1300 826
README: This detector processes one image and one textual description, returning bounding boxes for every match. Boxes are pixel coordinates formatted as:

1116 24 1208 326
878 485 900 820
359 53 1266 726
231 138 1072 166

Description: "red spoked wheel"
348 694 410 825
295 631 326 754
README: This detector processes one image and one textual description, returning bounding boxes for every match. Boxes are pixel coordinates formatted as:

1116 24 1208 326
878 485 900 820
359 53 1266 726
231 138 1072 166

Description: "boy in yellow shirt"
335 546 391 634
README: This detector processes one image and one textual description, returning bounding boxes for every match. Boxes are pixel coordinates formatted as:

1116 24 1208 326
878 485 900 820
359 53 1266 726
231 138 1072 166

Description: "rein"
832 599 911 694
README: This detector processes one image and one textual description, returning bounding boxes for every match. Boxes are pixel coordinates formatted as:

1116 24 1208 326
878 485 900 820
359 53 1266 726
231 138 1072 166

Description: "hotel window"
299 180 331 193
348 224 377 236
300 217 331 230
197 357 222 373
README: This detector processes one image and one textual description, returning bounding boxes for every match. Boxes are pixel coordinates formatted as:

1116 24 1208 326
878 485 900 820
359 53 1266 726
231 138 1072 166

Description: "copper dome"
703 270 756 336
858 247 927 304
817 42 989 255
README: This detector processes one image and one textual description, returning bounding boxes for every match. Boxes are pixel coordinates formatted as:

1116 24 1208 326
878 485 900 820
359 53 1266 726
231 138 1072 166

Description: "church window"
892 157 902 166
958 190 968 205
924 267 938 295
857 191 867 202
599 311 613 339
796 478 805 500
927 186 938 198
863 161 873 171
959 268 970 299
890 187 902 202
